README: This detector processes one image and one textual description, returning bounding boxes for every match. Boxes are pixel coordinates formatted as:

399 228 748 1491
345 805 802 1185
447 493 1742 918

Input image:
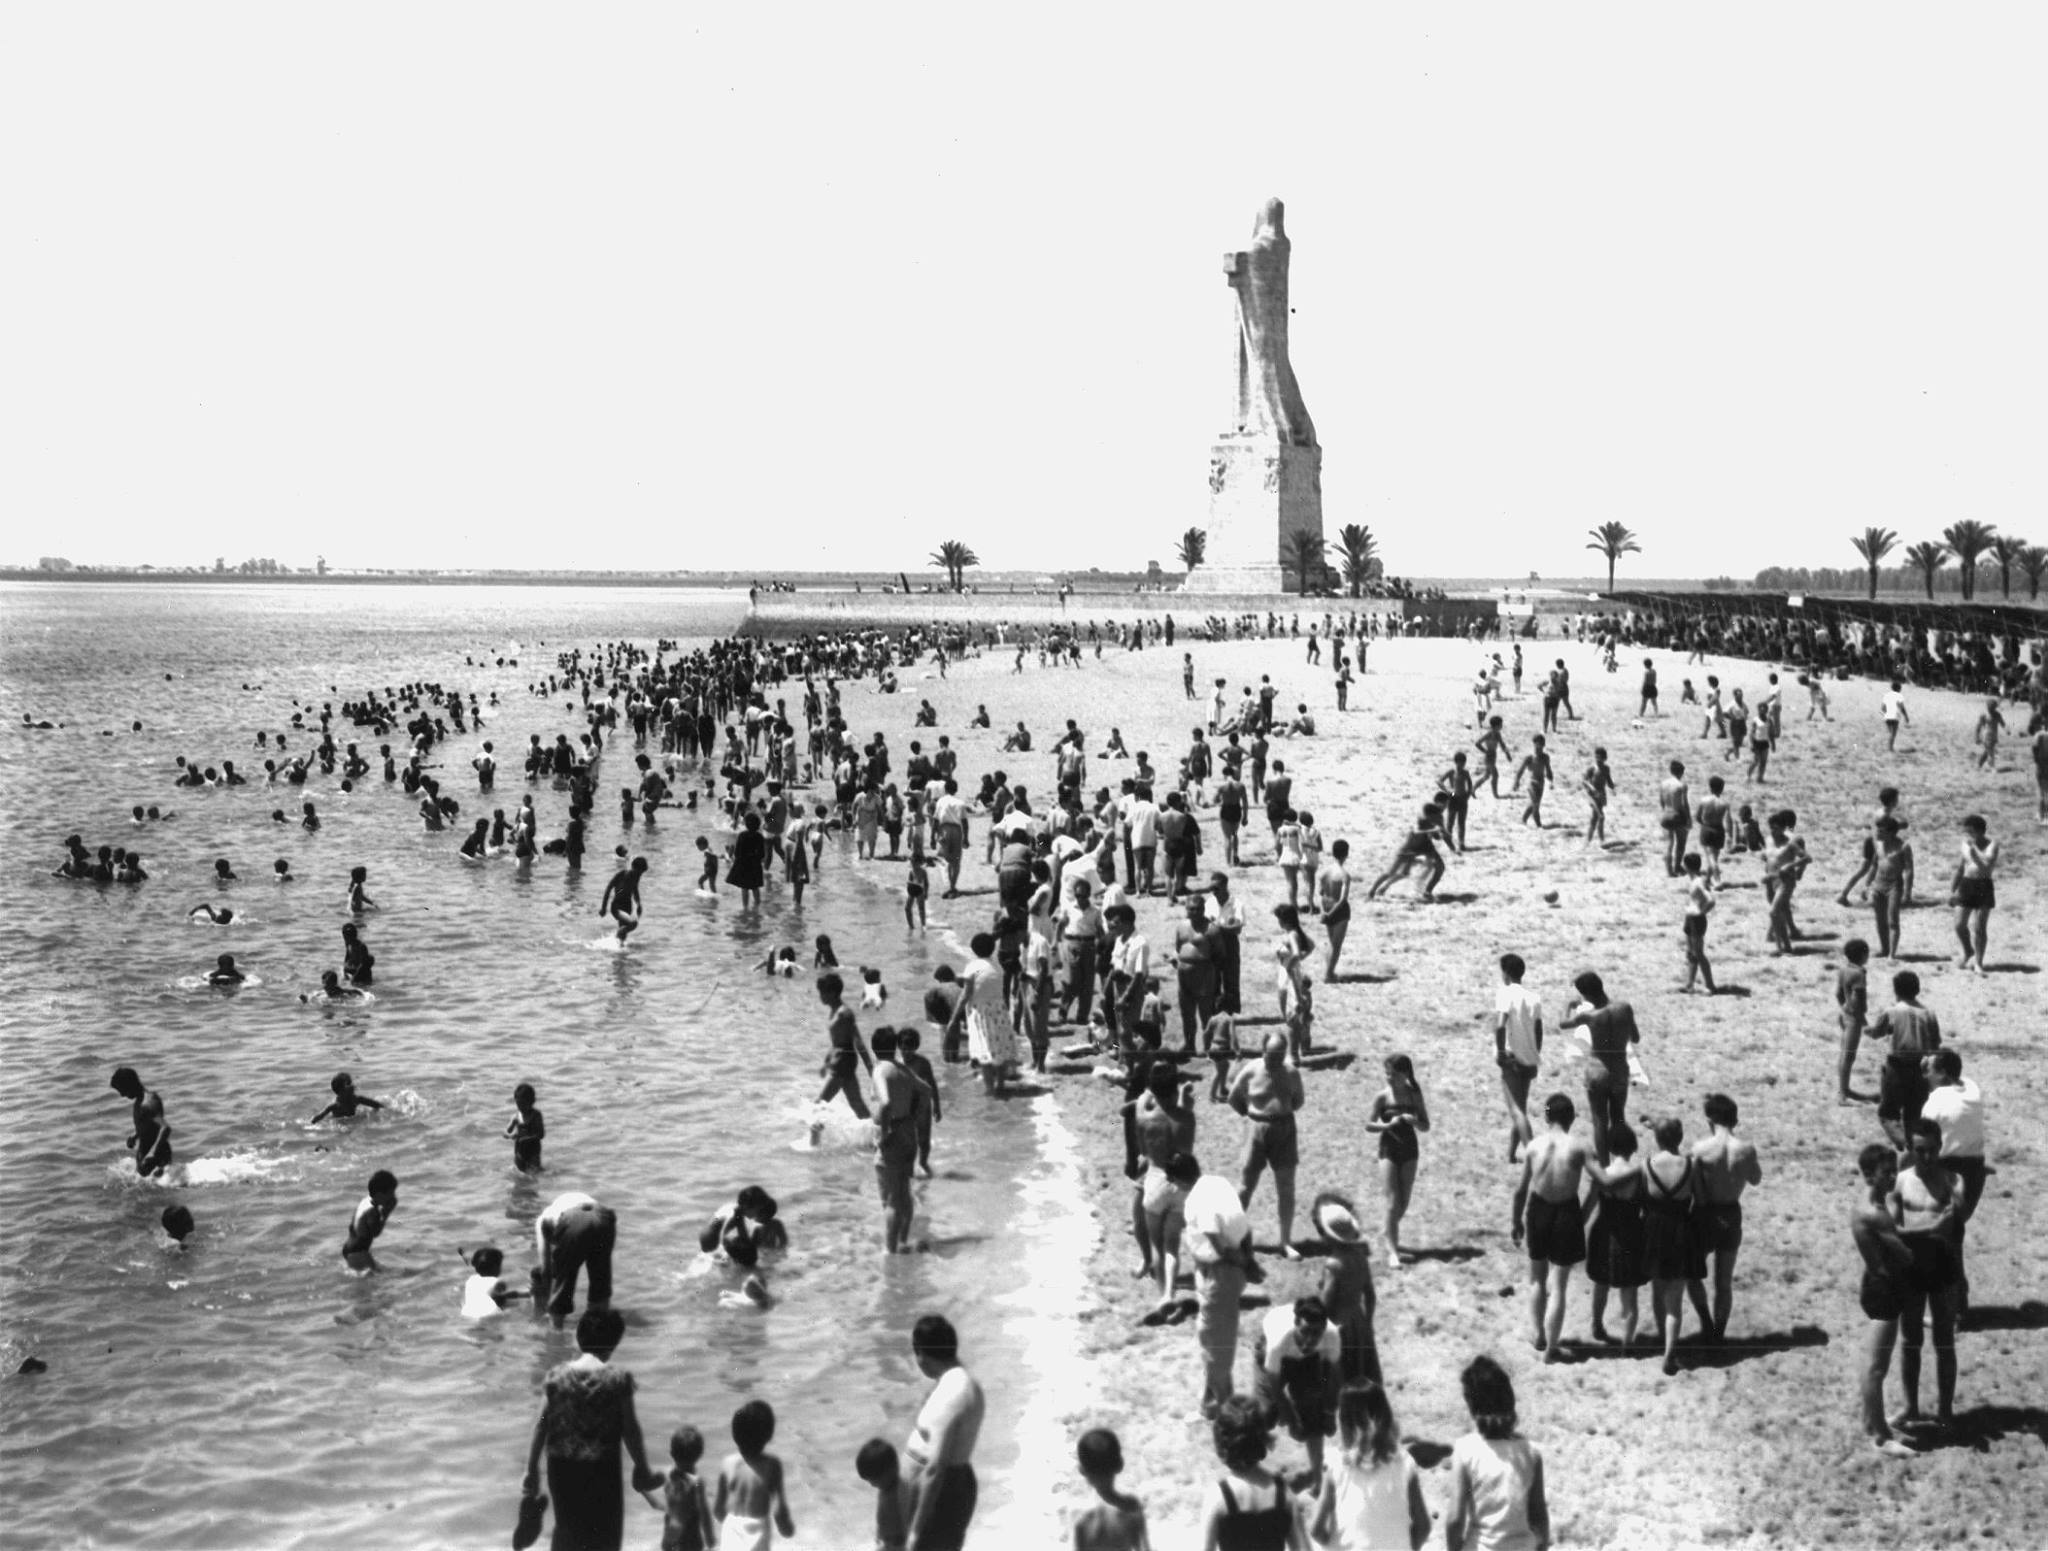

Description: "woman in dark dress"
519 1308 661 1551
1641 1116 1701 1377
1587 1119 1648 1347
727 811 767 909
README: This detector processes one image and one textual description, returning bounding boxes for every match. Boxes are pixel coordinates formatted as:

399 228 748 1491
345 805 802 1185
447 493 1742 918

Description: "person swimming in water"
273 858 295 882
161 1205 195 1244
311 1072 386 1122
302 970 365 1002
188 904 235 925
207 953 246 987
110 1067 172 1178
755 947 801 977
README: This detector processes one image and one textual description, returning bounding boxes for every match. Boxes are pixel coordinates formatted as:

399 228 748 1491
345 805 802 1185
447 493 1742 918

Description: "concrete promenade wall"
742 590 1403 636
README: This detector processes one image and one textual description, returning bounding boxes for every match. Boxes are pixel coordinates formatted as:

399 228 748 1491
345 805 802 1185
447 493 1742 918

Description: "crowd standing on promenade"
60 591 2048 1548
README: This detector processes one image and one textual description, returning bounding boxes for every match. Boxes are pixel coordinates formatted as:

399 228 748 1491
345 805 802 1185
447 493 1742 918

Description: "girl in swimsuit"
1196 1397 1306 1551
1642 1117 1701 1375
1366 1055 1430 1271
1588 1120 1648 1347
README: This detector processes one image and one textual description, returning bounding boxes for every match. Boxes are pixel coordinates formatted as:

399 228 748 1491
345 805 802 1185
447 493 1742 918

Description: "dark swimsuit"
1215 1479 1294 1551
1643 1159 1698 1281
1377 1099 1419 1164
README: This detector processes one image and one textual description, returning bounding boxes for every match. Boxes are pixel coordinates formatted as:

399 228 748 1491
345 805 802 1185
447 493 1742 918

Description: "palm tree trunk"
1607 556 1616 592
1867 564 1877 602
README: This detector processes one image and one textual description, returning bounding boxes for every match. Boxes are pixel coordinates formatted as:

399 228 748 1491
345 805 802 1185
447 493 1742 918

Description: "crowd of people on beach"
65 592 2048 1548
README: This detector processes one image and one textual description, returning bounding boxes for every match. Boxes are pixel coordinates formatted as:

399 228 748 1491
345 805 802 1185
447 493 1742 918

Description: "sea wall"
741 589 1404 637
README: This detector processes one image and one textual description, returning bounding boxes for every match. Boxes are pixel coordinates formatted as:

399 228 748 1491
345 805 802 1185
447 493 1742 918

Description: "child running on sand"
1512 736 1553 828
1365 811 1448 901
715 1400 796 1549
1473 717 1512 798
1582 748 1615 845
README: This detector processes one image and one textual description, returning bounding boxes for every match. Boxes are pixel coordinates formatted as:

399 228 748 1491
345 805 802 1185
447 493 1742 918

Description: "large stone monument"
1183 197 1324 594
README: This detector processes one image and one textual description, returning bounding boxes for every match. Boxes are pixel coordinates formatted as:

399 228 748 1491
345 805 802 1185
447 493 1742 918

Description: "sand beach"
822 614 2045 1549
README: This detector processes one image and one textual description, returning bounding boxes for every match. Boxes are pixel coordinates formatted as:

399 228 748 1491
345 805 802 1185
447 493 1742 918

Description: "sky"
4 5 2043 581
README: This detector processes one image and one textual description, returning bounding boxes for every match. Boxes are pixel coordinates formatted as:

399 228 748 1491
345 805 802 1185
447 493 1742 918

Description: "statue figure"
1225 198 1317 448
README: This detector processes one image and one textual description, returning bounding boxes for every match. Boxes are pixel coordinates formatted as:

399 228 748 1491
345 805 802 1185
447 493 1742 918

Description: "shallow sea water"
0 583 1091 1550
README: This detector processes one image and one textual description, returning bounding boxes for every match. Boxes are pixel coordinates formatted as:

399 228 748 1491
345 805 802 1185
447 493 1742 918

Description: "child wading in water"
715 1400 795 1548
506 1083 544 1172
661 1425 716 1551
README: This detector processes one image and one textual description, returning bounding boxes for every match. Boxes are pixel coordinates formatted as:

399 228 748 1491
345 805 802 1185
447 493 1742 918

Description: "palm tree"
927 540 979 592
1176 527 1207 571
1988 534 2027 599
2018 545 2048 601
1904 539 1950 601
1941 520 1997 601
1285 529 1329 595
1585 522 1642 593
1849 526 1899 602
1335 523 1379 597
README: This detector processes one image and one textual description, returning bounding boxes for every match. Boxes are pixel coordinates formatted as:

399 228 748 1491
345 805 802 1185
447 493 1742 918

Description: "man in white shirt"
1493 953 1544 1161
1920 1049 1986 1308
533 1191 615 1327
1126 788 1162 895
1106 905 1150 1046
932 780 969 897
1209 873 1247 1014
1172 1152 1257 1417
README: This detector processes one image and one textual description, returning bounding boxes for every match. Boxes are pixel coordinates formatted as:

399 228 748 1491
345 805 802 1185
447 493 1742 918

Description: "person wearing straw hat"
1311 1193 1383 1386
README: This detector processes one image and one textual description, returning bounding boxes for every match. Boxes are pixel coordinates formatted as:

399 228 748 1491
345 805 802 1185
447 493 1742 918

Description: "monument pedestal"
1182 436 1324 594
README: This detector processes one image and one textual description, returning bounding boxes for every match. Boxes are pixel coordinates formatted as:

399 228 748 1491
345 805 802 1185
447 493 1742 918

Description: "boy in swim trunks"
1851 1142 1920 1455
110 1067 172 1178
1512 736 1553 828
506 1083 545 1172
1513 1094 1599 1362
1689 1093 1762 1341
715 1399 797 1549
600 855 648 941
1835 939 1870 1104
1890 1120 1962 1433
342 1170 398 1272
310 1071 386 1123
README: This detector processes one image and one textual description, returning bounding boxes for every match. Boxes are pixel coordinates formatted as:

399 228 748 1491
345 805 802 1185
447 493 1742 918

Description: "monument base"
1183 436 1323 594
